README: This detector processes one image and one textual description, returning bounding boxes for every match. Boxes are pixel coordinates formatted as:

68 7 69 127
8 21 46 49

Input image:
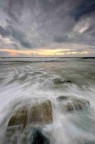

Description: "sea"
0 57 95 144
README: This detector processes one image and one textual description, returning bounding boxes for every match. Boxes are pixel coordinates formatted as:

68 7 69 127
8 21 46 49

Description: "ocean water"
0 57 95 144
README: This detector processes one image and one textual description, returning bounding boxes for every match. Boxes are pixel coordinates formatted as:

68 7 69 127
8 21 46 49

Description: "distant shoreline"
0 57 95 59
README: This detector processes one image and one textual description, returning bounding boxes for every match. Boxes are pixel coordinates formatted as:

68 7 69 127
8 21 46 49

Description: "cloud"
73 18 91 33
0 26 10 37
53 35 69 43
0 0 95 56
71 0 95 21
0 25 32 48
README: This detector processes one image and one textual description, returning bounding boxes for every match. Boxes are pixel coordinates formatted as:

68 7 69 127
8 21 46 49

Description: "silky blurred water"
0 57 95 144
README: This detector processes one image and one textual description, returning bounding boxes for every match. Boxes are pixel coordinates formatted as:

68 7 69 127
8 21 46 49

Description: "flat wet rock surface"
8 99 53 127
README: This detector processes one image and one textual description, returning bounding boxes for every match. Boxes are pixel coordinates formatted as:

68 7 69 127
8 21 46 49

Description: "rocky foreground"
4 96 91 144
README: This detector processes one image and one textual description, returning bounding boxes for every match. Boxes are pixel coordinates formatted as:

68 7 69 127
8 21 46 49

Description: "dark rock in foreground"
5 127 50 144
57 96 90 112
6 99 52 144
21 128 50 144
29 128 50 144
8 106 28 128
8 100 53 127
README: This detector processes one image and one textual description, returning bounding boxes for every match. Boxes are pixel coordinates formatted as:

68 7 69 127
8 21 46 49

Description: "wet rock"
53 78 72 84
28 100 53 125
8 100 53 128
64 80 72 83
57 96 70 101
8 106 28 128
6 100 52 144
57 96 90 112
64 99 90 112
53 78 64 84
29 128 50 144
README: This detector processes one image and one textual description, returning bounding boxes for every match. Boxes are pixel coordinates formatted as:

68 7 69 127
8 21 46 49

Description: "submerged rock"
57 96 90 112
53 78 72 85
76 138 95 144
8 100 53 128
57 96 70 101
5 127 50 144
53 78 65 84
64 99 90 112
4 126 23 144
64 80 72 83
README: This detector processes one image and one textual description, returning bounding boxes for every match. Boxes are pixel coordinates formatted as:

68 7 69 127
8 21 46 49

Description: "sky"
0 0 95 57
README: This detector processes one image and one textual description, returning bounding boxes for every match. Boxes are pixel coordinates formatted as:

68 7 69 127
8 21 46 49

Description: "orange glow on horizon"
0 48 88 56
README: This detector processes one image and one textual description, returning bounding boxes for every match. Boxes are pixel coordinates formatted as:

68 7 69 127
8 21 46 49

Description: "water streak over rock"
57 96 90 112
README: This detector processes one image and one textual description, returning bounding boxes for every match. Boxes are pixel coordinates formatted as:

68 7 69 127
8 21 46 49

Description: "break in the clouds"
0 0 95 56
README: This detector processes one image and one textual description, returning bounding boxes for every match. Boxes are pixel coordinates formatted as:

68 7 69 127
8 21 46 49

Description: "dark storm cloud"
71 0 95 21
0 0 95 54
5 0 24 22
10 27 32 48
3 0 79 39
0 25 32 48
